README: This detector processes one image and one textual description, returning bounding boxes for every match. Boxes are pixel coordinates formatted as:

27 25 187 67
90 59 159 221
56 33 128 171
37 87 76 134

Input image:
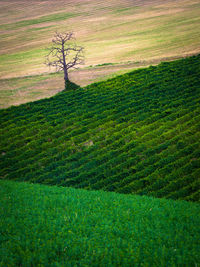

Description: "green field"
1 55 200 202
0 0 200 107
1 1 200 265
0 180 199 266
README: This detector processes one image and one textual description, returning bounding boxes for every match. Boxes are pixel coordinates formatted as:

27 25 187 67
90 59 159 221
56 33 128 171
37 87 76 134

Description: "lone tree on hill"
45 31 84 89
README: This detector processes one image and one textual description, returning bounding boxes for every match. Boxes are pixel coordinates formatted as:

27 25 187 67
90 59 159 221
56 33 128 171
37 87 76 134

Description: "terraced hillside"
0 55 200 201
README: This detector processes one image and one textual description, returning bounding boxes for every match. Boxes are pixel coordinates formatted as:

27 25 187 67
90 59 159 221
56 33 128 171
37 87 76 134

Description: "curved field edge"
0 55 200 201
0 180 200 266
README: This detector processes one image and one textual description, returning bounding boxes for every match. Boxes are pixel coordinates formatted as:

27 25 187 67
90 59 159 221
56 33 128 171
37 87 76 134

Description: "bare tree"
45 31 84 89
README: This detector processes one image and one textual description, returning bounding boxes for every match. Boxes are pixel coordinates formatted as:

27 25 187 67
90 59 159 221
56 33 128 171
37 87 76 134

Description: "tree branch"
45 31 85 84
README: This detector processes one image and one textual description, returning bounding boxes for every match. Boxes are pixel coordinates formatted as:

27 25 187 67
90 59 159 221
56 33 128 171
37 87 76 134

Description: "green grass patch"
0 12 79 30
0 48 46 64
95 63 115 67
0 180 199 266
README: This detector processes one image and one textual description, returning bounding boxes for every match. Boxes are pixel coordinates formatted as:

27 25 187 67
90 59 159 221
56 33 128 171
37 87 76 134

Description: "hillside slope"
0 55 200 201
0 180 200 266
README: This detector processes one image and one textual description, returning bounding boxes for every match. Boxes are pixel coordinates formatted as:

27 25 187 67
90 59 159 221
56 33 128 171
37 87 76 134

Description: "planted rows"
0 55 200 201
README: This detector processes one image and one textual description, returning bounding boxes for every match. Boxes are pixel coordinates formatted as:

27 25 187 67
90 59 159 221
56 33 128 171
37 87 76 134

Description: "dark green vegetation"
0 55 200 201
0 180 200 266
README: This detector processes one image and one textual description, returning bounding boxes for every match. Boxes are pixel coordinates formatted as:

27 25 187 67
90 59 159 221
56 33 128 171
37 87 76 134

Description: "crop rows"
0 55 200 201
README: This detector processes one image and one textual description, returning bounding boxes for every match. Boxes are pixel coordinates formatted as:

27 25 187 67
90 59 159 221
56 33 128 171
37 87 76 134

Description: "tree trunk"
46 32 84 90
62 41 69 89
64 67 69 89
64 68 68 81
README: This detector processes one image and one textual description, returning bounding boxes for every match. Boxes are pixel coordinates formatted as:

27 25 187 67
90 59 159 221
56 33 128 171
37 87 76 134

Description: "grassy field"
1 2 200 265
0 0 200 107
1 55 200 201
0 180 199 266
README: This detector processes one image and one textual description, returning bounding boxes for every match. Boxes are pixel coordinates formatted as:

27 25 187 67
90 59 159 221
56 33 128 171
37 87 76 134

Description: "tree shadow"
65 80 81 91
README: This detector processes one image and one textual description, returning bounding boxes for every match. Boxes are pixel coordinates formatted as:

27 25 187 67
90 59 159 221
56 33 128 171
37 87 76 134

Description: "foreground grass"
0 180 199 266
0 55 200 201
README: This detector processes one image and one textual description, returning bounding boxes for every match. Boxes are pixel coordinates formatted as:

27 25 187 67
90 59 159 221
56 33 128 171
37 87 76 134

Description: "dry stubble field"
0 0 200 108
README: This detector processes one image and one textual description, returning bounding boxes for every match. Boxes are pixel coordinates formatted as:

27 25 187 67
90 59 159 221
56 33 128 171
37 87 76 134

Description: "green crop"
0 55 200 201
0 180 199 266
